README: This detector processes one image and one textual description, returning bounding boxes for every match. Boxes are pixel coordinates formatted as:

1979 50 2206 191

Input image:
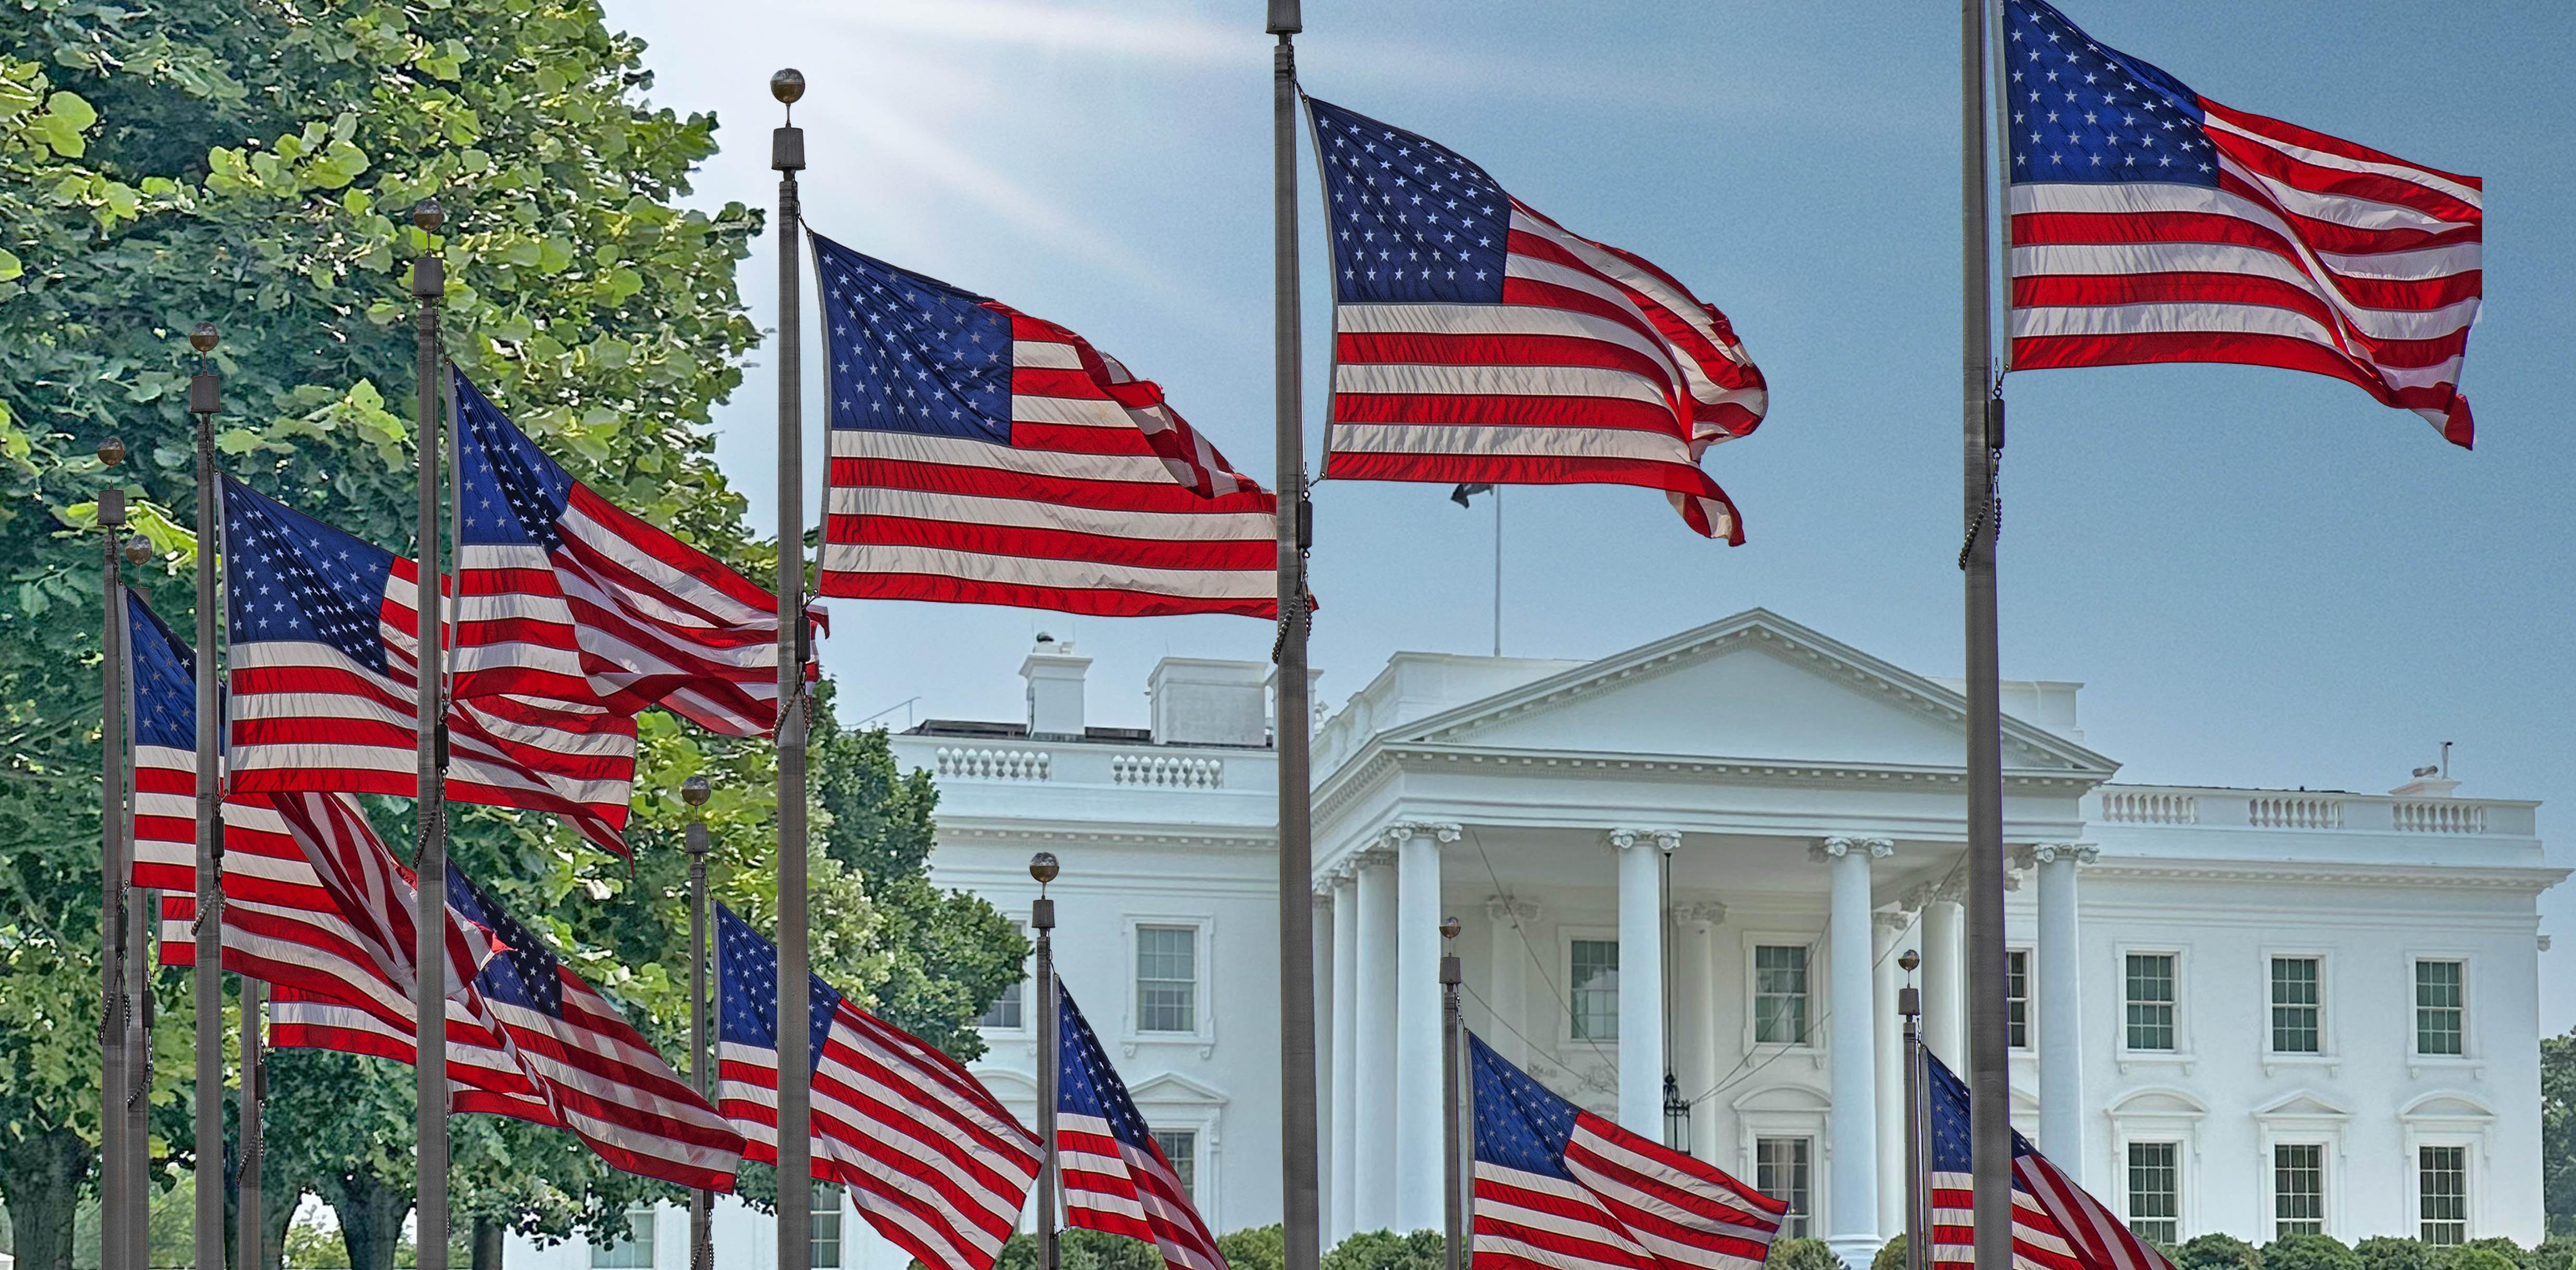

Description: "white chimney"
1148 658 1269 747
1021 634 1090 739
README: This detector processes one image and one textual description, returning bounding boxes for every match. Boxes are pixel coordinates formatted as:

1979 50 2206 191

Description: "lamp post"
684 774 714 1270
186 320 227 1270
770 64 815 1270
1031 852 1061 1270
1900 949 1926 1270
97 437 130 1270
1439 916 1465 1270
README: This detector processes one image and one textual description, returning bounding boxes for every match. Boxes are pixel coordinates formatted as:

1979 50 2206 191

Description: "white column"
1873 910 1909 1241
1395 822 1459 1234
1612 829 1678 1136
1313 887 1336 1242
1675 903 1727 1161
1330 871 1361 1245
1922 891 1966 1065
2029 843 2096 1179
1485 894 1539 1066
1352 846 1401 1233
1813 835 1892 1270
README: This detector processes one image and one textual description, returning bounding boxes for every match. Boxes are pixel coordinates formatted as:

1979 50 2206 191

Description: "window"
2270 957 2321 1054
2415 960 2464 1057
2124 953 2176 1051
1753 944 1810 1045
978 921 1029 1029
1569 939 1620 1041
591 1208 656 1268
2274 1143 2324 1237
811 1206 845 1269
1136 925 1198 1033
1755 1137 1813 1239
2006 949 2031 1049
1153 1129 1199 1201
2126 1142 2180 1244
2419 1145 2468 1243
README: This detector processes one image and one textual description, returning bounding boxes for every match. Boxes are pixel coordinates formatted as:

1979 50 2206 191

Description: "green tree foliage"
2358 1237 2435 1270
1218 1225 1287 1270
1873 1234 1909 1270
2441 1248 2525 1270
1322 1229 1448 1270
2265 1233 2362 1270
1768 1237 1844 1270
2550 1031 2576 1238
2176 1234 2268 1270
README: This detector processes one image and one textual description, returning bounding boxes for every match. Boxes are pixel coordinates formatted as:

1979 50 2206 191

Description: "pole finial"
1439 915 1461 941
187 323 219 354
1029 850 1060 887
681 773 711 808
1899 948 1921 974
412 199 444 233
771 68 806 106
98 436 127 466
124 537 153 565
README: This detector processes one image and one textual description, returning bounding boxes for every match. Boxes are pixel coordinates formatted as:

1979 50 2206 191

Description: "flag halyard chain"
1957 381 2006 571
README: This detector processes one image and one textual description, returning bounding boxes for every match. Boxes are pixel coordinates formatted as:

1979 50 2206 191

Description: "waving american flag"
1057 983 1226 1270
1307 95 1768 542
2004 0 2482 446
1923 1050 2172 1270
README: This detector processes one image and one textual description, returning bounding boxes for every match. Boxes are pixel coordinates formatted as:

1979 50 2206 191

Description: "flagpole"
684 775 714 1270
410 197 453 1270
1267 5 1322 1268
96 451 130 1270
1439 918 1464 1270
770 67 814 1270
1899 951 1925 1270
1030 854 1061 1270
1490 488 1501 658
239 977 262 1270
187 319 225 1270
1959 1 2012 1267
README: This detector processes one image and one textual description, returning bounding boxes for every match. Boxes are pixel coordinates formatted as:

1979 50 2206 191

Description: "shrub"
1874 1235 1910 1270
1324 1229 1447 1270
2457 1241 2535 1270
2530 1239 2576 1270
1221 1227 1288 1270
2442 1248 2523 1270
1772 1237 1847 1270
2265 1234 2361 1270
2175 1234 2266 1270
2359 1239 2435 1270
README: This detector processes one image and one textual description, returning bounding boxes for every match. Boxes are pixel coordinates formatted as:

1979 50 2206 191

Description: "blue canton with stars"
810 232 1015 446
1057 983 1159 1153
446 864 565 1018
2005 0 2216 187
127 591 198 751
1924 1049 2038 1172
714 903 841 1075
1469 1032 1581 1179
1307 96 1514 307
221 477 396 675
453 369 574 551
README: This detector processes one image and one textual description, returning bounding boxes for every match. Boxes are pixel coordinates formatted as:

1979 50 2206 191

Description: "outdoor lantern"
1663 1071 1690 1154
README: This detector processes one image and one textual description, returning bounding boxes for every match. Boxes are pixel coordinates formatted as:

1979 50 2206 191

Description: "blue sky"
602 1 2576 1026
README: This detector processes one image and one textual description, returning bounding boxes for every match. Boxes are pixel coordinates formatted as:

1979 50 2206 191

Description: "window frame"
2265 951 2328 1059
2117 946 2186 1058
810 1190 847 1269
2123 1140 2183 1247
2005 947 2032 1050
1566 934 1622 1044
977 917 1032 1035
1556 925 1621 1049
1754 1135 1816 1240
1120 913 1216 1046
2271 1141 2326 1239
589 1206 658 1269
1151 1127 1202 1203
2411 956 2470 1060
1739 930 1820 1053
2416 1143 2471 1245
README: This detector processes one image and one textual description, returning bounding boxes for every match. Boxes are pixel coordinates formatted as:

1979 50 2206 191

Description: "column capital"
1810 835 1895 862
1484 893 1541 923
1607 827 1682 853
1673 901 1728 931
1874 909 1914 936
1349 844 1398 872
1900 873 1968 910
1381 820 1463 850
2013 841 2100 869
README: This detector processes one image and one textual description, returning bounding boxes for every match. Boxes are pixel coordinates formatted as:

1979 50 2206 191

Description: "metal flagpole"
240 977 262 1270
1267 5 1322 1268
1959 1 2012 1267
1491 489 1501 658
683 775 714 1270
186 319 225 1270
97 448 130 1270
410 197 453 1270
1899 950 1925 1270
1030 854 1061 1270
770 66 814 1270
1439 918 1464 1270
125 861 150 1270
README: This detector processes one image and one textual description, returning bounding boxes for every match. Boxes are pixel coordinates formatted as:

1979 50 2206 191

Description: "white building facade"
514 610 2557 1269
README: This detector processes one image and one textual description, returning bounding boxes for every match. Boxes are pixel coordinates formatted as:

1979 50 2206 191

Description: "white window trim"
2253 1093 2350 1241
1122 912 1217 1051
2006 945 2034 1051
2401 1093 2496 1244
1559 925 1622 1051
1148 1119 1219 1228
2260 947 2337 1073
2105 1088 2205 1241
2261 1137 2338 1241
1131 1077 1229 1232
1739 929 1823 1056
2116 1137 2191 1246
2115 943 2193 1074
1731 1085 1831 1238
2405 950 2477 1075
978 915 1035 1038
1750 1133 1820 1240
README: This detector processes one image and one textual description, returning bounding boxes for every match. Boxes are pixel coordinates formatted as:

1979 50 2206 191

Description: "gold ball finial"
413 199 445 233
187 323 218 354
771 68 806 105
681 774 711 807
1440 916 1461 941
97 436 127 466
1898 949 1921 974
1028 851 1060 885
123 538 153 565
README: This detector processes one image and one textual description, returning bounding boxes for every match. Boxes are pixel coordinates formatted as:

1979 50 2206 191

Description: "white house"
513 609 2557 1269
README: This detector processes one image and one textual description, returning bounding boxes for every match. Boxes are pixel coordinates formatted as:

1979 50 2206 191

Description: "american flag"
714 904 1040 1270
124 590 198 962
1305 96 1768 542
2004 0 2482 447
1057 983 1226 1270
1470 1034 1785 1270
218 476 638 854
1923 1050 2171 1270
449 369 819 739
808 231 1281 619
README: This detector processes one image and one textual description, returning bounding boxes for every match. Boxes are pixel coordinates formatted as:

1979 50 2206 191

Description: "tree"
2551 1033 2576 1236
2357 1237 2434 1270
1768 1238 1845 1270
2175 1235 2266 1270
2265 1234 2362 1270
1219 1225 1288 1270
1874 1235 1910 1270
1320 1229 1447 1270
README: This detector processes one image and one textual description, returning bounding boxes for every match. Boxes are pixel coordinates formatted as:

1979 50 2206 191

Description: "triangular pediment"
1392 609 2117 776
1128 1071 1229 1106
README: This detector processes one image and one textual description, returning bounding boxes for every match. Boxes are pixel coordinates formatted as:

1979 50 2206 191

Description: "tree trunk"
325 1168 413 1270
0 1125 93 1270
472 1215 506 1269
258 1184 298 1270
